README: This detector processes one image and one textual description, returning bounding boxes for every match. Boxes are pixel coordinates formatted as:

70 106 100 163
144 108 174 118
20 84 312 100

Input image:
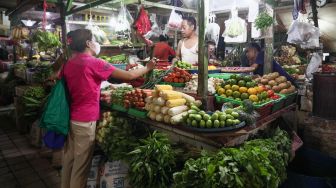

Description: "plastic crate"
128 108 148 119
256 103 273 120
187 69 221 74
271 95 285 113
215 95 243 105
208 73 234 80
111 104 127 112
253 99 274 109
112 64 127 70
280 92 298 107
159 82 185 88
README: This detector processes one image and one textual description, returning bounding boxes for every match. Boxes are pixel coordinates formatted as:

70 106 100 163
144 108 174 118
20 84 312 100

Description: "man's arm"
173 40 183 62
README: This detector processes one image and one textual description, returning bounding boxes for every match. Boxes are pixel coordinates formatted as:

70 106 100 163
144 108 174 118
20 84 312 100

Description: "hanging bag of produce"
134 6 152 36
167 9 183 29
223 8 247 43
40 55 70 148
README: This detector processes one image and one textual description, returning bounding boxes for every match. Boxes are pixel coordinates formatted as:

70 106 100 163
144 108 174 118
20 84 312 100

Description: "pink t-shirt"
64 53 115 122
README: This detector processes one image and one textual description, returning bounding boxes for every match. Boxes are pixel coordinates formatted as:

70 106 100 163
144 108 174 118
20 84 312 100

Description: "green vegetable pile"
128 131 176 188
173 128 292 188
100 54 127 64
111 87 133 106
96 112 140 161
255 12 274 30
32 30 62 52
22 86 47 116
175 61 192 69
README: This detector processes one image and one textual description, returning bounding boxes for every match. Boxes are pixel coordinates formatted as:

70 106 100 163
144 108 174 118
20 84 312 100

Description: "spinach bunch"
255 12 274 30
128 131 175 188
173 129 292 188
32 30 62 52
99 116 139 161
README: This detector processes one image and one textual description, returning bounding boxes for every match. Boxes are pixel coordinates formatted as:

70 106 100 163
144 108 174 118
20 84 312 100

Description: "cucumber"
200 120 206 128
191 120 198 127
193 114 202 121
188 110 198 114
191 105 200 112
213 120 220 128
206 120 212 128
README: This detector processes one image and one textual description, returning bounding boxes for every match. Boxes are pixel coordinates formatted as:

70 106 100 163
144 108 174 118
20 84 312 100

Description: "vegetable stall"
5 0 332 187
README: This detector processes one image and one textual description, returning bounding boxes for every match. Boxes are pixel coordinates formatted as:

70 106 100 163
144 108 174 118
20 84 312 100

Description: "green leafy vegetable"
255 12 273 30
128 131 176 188
32 30 62 52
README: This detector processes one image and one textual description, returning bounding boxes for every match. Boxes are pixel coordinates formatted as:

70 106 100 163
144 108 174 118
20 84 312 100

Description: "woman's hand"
146 58 157 70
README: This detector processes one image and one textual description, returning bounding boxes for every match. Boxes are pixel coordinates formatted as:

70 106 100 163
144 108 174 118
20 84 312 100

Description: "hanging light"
21 19 36 27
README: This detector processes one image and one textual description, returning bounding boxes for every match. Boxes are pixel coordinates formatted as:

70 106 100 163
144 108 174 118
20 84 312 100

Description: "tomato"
267 90 274 97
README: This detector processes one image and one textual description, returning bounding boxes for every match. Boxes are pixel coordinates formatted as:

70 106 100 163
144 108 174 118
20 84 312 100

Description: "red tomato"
267 90 274 97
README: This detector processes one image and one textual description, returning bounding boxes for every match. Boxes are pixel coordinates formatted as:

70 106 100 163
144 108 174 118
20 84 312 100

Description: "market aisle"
0 115 61 188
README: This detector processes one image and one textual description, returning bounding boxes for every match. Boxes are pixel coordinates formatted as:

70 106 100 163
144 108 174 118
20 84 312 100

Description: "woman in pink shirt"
61 29 155 188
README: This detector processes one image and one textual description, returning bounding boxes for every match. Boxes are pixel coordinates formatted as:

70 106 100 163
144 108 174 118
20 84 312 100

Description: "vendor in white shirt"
174 17 198 65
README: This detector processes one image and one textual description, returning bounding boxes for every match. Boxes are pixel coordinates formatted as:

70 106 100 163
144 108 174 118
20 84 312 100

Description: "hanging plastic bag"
206 13 220 46
223 8 245 38
134 6 152 36
144 14 162 39
86 19 110 45
306 52 322 80
116 4 133 33
168 9 183 29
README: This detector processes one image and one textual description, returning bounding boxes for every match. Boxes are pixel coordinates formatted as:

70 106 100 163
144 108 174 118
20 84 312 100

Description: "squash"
154 97 166 106
168 105 189 116
149 112 157 120
155 113 164 122
161 106 170 115
153 105 161 113
171 112 188 125
181 93 195 103
166 99 187 108
145 96 153 103
160 90 183 100
163 115 171 124
155 85 173 91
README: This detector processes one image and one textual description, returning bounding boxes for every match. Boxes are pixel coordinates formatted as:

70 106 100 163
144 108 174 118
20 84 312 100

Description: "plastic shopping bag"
134 6 151 36
306 52 322 80
168 9 183 29
40 77 70 136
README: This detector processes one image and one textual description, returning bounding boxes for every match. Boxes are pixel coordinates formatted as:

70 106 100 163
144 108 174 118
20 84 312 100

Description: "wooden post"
197 0 209 109
263 4 274 74
310 0 319 27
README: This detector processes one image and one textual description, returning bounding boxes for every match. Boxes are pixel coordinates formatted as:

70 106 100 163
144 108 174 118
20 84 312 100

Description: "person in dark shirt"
152 35 176 63
245 43 295 84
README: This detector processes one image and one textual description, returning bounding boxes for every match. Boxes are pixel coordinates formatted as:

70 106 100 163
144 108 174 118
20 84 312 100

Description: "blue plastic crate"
112 64 127 70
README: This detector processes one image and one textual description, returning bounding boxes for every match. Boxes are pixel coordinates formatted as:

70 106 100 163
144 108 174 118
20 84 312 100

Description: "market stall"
5 0 336 187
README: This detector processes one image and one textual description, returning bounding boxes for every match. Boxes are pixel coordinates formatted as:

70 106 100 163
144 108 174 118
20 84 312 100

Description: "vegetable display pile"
140 67 174 89
184 75 222 95
32 30 62 52
254 12 273 30
145 85 201 125
216 74 272 104
100 89 113 105
184 105 241 128
163 67 192 83
111 86 133 106
96 111 139 161
22 86 46 116
124 89 152 109
100 54 127 64
128 131 176 188
175 61 192 69
173 128 292 188
254 72 296 95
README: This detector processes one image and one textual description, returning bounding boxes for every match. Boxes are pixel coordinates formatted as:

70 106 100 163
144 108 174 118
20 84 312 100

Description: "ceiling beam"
66 0 117 16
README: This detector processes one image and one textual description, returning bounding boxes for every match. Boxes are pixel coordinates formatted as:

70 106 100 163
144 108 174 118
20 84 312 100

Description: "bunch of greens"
111 87 133 106
32 30 62 52
255 12 274 30
22 86 47 116
173 128 292 188
128 131 176 188
32 67 53 83
98 115 140 161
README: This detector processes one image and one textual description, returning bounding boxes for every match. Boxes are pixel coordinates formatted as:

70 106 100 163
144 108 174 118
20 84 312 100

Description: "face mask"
90 41 101 56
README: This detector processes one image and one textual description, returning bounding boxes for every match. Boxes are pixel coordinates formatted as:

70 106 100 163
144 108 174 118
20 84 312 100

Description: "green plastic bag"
40 78 70 135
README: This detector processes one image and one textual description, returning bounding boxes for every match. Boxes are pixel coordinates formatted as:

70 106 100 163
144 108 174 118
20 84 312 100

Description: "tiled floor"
0 115 61 188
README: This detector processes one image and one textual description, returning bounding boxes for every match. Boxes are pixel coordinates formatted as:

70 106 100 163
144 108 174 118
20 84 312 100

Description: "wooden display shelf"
101 103 296 149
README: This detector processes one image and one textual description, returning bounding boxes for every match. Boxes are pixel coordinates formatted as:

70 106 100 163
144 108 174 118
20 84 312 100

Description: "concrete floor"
0 115 61 188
